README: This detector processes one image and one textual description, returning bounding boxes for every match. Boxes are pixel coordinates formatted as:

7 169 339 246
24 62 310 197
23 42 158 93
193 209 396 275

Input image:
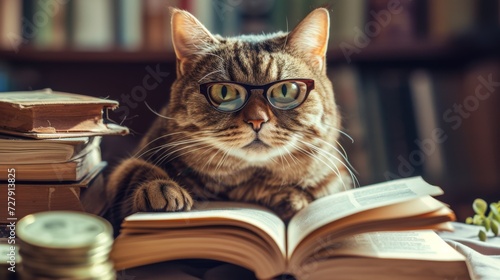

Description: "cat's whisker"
289 142 342 180
300 128 359 189
269 155 279 165
278 147 292 169
138 138 191 161
144 101 176 120
282 17 289 51
298 140 346 174
152 137 211 159
143 137 207 162
315 138 358 175
323 124 355 143
198 69 225 83
158 144 212 167
313 138 360 188
203 145 226 172
133 131 189 158
155 141 210 167
147 136 208 161
197 146 221 172
204 52 225 63
283 145 301 166
214 144 236 173
298 139 359 189
335 140 350 160
293 140 352 192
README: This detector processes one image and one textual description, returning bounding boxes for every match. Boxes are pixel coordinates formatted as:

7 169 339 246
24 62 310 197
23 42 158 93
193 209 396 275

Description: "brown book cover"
0 88 124 134
0 161 107 223
0 135 101 164
0 146 102 182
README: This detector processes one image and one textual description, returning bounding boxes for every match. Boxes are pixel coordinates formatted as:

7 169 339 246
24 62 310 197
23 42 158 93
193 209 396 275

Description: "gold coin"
19 265 116 280
17 211 113 250
19 245 111 265
21 260 114 278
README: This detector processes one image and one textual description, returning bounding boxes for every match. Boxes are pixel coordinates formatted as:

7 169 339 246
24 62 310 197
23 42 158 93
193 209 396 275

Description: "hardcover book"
0 135 101 164
0 88 127 136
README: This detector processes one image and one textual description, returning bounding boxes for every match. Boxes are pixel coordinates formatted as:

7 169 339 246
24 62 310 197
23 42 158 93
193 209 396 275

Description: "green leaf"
493 213 500 223
490 203 500 222
483 217 491 231
465 217 473 224
473 199 488 215
491 220 499 236
479 230 487 241
473 214 483 225
490 203 500 216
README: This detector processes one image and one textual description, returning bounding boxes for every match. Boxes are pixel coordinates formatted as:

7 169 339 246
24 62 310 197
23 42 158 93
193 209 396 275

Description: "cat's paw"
270 189 311 221
133 179 193 212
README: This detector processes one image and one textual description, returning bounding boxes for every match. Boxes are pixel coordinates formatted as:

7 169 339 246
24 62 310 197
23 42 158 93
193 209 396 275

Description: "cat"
106 8 355 228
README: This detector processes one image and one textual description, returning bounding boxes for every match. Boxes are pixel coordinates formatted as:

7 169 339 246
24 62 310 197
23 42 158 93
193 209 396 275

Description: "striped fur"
106 8 354 228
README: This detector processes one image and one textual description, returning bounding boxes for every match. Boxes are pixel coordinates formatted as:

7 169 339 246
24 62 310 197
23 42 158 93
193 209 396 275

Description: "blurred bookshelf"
1 0 500 221
2 39 499 64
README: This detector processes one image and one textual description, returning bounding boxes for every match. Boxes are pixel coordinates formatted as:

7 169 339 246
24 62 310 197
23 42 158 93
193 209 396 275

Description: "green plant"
465 199 500 241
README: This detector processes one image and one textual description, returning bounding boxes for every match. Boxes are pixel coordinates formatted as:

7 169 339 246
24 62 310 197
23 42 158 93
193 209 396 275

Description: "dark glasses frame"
199 79 315 113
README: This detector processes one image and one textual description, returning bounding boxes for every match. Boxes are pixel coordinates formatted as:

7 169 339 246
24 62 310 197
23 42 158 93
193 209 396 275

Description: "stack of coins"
16 211 115 280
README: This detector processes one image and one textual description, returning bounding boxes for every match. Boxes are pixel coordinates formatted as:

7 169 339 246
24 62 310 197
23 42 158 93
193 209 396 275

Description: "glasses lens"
207 83 247 112
267 80 308 110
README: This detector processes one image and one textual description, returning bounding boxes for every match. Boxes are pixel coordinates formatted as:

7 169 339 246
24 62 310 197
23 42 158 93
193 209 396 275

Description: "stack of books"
0 88 128 224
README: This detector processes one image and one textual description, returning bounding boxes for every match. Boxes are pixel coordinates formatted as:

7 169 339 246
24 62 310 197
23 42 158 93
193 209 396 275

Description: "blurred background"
0 0 499 220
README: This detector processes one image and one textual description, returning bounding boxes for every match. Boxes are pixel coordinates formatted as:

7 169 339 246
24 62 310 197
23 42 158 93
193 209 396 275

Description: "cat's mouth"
243 139 270 150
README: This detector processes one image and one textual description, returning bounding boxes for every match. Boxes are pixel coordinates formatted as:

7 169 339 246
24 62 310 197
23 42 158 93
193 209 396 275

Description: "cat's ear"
287 8 330 72
170 8 218 74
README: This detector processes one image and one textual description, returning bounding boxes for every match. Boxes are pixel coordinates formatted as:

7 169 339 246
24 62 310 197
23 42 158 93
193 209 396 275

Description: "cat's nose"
246 119 266 132
243 93 271 132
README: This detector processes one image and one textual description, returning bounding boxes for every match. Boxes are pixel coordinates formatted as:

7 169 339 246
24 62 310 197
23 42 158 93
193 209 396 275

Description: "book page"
312 231 465 261
124 201 286 257
287 177 443 254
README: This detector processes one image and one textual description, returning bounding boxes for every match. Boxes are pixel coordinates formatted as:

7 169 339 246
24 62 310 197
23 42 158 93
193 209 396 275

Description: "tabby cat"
106 8 354 227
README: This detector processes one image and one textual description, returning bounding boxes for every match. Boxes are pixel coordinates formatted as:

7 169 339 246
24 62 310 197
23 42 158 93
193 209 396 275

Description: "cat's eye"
268 81 307 110
199 79 314 113
206 83 246 112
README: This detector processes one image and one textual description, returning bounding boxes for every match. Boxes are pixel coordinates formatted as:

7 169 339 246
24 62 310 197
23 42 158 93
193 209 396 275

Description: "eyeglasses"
199 79 315 113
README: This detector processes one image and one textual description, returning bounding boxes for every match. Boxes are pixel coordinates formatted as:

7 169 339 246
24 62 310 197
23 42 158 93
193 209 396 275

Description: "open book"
110 177 470 280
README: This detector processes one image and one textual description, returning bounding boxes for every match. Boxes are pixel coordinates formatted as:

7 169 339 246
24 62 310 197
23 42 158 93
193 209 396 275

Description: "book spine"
72 0 114 50
191 0 216 34
328 66 371 185
357 70 390 182
142 0 168 51
0 62 10 91
408 70 446 183
239 0 273 34
32 0 55 49
118 0 143 50
52 0 68 49
330 0 366 47
0 0 23 50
